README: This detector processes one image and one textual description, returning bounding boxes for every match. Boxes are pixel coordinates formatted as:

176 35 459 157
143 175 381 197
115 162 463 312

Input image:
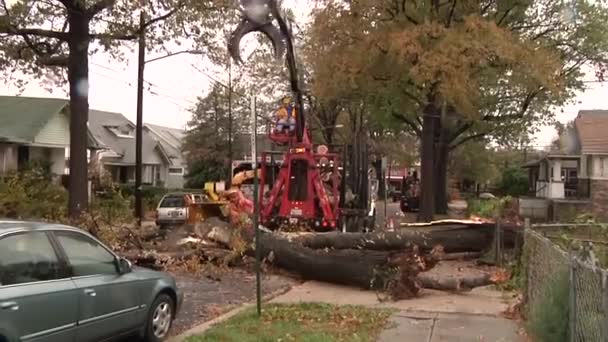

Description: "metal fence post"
523 218 530 307
569 255 577 342
603 270 608 342
495 218 502 266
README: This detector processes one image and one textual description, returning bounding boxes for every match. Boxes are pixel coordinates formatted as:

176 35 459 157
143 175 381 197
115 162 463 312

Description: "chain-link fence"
524 224 608 342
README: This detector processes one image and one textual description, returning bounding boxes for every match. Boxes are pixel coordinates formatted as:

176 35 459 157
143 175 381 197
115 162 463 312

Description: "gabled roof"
144 123 185 164
0 96 68 142
89 110 170 165
574 110 608 154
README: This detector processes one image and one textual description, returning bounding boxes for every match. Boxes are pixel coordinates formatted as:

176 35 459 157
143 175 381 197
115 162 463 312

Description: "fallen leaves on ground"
186 303 394 342
490 269 512 284
502 294 524 321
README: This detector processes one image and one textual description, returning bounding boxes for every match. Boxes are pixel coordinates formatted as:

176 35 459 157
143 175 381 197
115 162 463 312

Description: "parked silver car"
0 220 183 342
155 193 190 229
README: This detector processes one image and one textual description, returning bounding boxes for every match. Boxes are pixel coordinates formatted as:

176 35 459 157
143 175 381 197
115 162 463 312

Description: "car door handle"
84 289 97 297
0 301 19 311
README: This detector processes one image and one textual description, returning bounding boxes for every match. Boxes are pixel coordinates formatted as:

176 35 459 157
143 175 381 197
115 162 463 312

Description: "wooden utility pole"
227 55 233 186
135 8 146 225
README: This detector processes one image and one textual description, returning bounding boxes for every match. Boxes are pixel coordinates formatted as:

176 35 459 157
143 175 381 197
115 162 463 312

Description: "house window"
168 167 184 175
143 165 153 184
602 157 608 178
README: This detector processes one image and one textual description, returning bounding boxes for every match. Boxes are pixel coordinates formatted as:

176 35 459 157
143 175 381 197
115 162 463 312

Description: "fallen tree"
286 223 520 253
124 217 509 299
195 218 504 299
257 232 440 299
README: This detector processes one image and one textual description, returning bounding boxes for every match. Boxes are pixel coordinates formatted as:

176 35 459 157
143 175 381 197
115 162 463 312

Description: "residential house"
89 110 187 188
144 123 187 188
0 96 101 178
523 110 608 220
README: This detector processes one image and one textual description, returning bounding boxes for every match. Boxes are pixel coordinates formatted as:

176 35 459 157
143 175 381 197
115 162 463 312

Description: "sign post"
382 157 388 228
250 94 261 316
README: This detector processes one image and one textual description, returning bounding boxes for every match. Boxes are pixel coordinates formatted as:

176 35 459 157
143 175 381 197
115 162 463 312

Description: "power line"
90 62 197 104
90 70 194 111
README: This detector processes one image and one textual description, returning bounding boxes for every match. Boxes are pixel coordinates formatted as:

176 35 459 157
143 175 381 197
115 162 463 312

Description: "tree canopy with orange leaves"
305 0 608 219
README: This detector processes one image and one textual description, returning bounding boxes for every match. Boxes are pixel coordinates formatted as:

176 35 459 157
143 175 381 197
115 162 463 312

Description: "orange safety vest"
277 105 296 120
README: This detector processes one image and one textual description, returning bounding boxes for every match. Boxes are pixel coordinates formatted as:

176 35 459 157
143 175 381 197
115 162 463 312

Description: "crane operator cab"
271 96 297 144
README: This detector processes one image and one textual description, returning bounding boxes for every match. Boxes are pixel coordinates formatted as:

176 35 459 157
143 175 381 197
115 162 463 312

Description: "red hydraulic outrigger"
228 0 342 230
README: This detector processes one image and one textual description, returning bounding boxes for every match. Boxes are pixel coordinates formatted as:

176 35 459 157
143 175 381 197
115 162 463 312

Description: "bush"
496 167 529 197
185 159 227 189
467 196 515 219
527 270 570 342
117 184 168 212
90 186 132 225
0 168 67 220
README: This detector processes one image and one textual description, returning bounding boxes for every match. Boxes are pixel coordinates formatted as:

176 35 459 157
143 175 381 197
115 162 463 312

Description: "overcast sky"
0 1 605 148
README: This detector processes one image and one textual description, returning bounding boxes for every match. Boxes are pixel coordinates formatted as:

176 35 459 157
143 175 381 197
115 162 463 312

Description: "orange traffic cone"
388 218 395 231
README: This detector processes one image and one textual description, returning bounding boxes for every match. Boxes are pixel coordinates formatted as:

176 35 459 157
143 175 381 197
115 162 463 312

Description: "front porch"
524 154 583 199
103 163 164 186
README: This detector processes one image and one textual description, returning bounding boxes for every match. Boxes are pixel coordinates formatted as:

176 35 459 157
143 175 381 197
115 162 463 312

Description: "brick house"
523 110 608 220
573 110 608 218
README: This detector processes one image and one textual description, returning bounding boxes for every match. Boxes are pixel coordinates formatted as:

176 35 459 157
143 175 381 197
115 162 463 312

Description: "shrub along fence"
523 221 608 342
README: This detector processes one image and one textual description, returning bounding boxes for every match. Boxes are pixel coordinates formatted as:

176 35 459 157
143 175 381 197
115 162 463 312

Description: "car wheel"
143 294 175 342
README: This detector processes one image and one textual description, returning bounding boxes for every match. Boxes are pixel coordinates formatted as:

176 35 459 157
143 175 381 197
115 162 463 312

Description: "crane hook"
228 0 286 64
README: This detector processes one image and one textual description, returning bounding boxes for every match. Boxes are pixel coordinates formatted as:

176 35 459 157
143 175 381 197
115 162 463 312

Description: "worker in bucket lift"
275 96 296 133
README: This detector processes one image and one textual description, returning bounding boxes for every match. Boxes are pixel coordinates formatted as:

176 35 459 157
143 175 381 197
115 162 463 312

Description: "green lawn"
185 303 394 342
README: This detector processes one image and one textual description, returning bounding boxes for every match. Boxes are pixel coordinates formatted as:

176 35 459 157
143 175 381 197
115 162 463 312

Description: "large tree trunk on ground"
193 219 514 298
256 232 439 299
258 233 391 289
67 12 91 219
292 224 518 253
419 103 437 222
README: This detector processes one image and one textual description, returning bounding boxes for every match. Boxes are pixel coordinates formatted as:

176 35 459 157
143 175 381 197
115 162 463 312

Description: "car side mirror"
117 257 132 275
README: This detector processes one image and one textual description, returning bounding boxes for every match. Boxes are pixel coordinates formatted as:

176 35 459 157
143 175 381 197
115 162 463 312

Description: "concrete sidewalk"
379 311 522 342
271 281 524 341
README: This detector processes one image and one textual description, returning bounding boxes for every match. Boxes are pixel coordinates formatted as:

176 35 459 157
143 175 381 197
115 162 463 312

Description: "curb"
168 286 293 342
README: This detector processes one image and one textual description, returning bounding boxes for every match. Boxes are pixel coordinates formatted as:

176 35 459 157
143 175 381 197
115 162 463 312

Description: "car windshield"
160 196 185 208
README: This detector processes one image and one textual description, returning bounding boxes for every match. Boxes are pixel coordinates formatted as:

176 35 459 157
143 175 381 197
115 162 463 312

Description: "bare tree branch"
143 7 180 29
447 122 473 143
449 132 490 150
38 55 69 66
89 32 137 40
87 0 116 17
392 111 421 136
0 27 69 40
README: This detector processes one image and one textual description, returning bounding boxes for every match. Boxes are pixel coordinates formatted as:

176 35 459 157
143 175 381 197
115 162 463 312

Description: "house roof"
89 110 170 165
0 96 68 143
574 110 608 154
144 123 185 165
0 96 104 149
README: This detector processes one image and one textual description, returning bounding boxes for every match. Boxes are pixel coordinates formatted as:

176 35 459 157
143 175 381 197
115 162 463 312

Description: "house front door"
119 166 128 183
17 146 29 170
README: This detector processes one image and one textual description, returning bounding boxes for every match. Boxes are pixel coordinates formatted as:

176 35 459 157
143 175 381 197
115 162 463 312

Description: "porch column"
553 160 562 182
580 155 587 178
593 156 602 178
539 162 546 181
